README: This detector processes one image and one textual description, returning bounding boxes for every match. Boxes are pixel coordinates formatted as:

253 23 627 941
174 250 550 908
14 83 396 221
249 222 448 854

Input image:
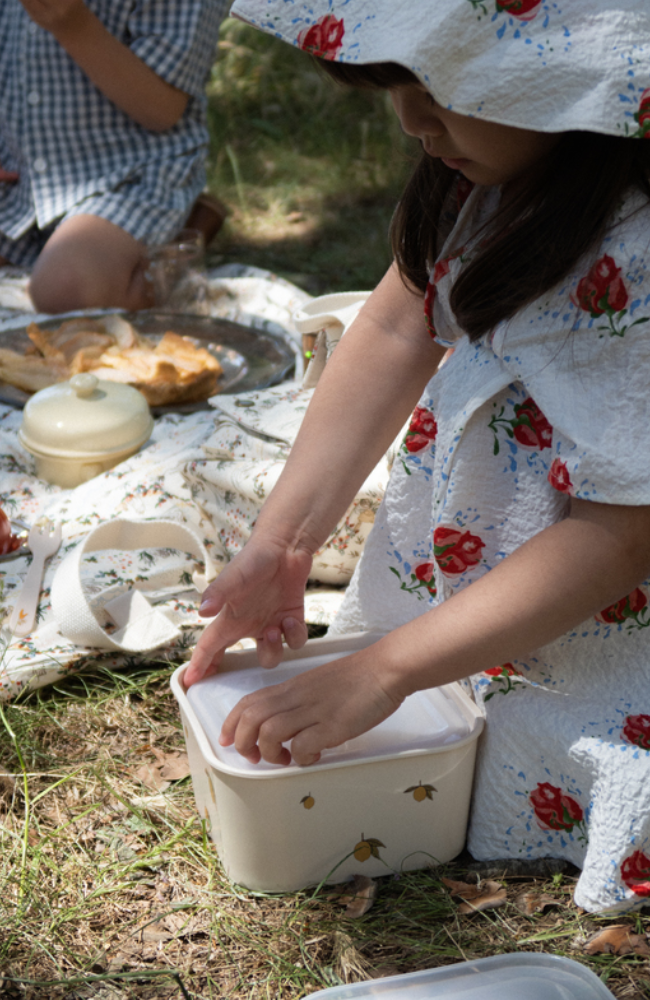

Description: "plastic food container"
171 632 484 892
19 373 153 488
304 953 615 1000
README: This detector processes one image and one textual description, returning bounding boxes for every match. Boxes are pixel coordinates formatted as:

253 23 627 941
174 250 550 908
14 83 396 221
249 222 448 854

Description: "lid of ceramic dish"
19 373 153 459
185 650 476 775
303 954 615 1000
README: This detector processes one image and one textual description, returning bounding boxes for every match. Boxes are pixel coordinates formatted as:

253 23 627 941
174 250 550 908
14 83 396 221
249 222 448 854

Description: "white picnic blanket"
0 266 387 699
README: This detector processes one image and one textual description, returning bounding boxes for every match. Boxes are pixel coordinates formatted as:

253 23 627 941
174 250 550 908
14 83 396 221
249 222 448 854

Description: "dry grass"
0 661 649 1000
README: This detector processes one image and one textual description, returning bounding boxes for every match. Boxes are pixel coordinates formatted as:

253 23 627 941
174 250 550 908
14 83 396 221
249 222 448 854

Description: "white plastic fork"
8 518 62 637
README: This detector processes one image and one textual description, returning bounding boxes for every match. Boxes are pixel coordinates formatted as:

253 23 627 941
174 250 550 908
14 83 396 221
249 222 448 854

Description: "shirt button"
33 157 47 173
27 20 38 34
27 91 40 105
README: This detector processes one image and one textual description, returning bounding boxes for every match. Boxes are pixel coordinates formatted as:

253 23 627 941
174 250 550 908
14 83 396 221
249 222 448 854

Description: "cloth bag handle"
50 518 219 653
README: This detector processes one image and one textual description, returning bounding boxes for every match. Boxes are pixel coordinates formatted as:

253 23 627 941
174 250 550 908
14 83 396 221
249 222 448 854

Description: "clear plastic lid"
185 650 473 774
304 953 615 1000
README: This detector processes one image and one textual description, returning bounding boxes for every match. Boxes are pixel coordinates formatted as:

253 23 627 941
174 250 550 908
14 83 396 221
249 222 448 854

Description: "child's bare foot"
184 192 229 247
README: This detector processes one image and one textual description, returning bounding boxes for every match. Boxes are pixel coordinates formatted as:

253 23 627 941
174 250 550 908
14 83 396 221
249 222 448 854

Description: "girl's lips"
441 156 470 170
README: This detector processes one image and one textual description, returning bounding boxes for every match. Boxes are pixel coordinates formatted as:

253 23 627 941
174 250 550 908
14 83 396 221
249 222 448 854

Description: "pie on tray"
0 314 223 406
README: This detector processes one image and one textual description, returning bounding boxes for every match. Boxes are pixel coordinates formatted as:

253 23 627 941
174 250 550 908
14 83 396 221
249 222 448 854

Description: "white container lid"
304 954 615 1000
186 650 473 775
19 373 153 459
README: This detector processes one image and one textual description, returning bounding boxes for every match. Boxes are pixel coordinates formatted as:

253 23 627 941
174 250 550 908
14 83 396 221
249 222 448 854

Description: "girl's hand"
0 167 18 184
183 533 313 687
219 649 403 767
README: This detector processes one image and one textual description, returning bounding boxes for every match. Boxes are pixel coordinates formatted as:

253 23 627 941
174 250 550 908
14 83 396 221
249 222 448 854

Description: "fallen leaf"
133 760 170 792
338 875 377 918
154 750 191 781
584 925 650 957
513 890 558 915
441 876 507 914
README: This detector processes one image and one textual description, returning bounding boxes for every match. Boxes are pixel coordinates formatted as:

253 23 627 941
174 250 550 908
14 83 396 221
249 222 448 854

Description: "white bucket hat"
229 0 650 137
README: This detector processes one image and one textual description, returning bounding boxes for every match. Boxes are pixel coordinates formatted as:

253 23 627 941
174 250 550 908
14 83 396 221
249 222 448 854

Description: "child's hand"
19 0 88 32
219 649 403 767
183 533 313 688
0 167 18 183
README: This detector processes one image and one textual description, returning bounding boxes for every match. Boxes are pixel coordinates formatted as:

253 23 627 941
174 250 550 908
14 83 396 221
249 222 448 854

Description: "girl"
185 0 650 912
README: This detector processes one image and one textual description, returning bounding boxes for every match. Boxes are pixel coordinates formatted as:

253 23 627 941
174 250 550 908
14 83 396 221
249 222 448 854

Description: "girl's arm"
20 0 189 131
183 264 446 685
220 496 650 766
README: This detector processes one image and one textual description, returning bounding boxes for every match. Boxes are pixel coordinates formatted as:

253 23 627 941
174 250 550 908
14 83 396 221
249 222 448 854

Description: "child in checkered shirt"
0 0 228 313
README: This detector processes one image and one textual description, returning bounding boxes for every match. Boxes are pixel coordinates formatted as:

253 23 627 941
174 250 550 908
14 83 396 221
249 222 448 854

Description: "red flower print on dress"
433 526 485 576
489 396 552 455
495 0 542 20
484 663 520 677
483 663 522 700
572 254 648 337
389 560 437 599
621 850 650 896
596 588 649 627
404 406 438 454
529 782 585 834
297 15 345 59
424 251 465 339
574 255 628 315
548 458 572 494
622 714 650 751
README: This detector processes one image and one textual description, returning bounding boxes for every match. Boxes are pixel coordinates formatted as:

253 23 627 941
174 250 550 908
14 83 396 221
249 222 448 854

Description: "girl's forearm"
255 265 445 552
373 497 650 700
25 1 188 130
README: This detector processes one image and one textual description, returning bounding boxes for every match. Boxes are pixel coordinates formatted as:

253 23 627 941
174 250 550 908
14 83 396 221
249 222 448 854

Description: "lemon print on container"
300 794 315 810
405 781 437 801
353 834 385 862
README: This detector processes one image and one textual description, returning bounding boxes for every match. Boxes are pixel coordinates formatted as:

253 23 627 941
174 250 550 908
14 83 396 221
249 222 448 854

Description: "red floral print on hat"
622 714 650 751
298 15 345 59
495 0 542 20
621 850 650 896
633 88 650 139
433 526 485 576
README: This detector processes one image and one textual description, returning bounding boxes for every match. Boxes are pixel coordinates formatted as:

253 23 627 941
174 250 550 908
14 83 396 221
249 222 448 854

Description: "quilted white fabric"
231 0 650 137
330 182 650 913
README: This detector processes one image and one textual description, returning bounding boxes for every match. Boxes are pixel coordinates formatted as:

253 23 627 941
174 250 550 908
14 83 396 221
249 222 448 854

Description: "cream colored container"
171 632 484 892
19 373 154 488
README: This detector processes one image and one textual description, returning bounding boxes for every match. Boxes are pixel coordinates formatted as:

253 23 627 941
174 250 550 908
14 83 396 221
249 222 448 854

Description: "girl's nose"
390 89 445 139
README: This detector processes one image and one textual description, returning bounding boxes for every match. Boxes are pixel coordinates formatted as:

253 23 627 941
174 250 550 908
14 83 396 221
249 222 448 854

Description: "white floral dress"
331 182 650 913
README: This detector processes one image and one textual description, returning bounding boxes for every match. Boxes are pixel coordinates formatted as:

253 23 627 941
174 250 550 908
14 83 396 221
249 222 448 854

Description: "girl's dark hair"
320 60 650 340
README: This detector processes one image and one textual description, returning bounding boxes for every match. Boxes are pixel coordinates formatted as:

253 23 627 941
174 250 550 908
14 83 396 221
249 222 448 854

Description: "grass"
0 661 649 999
2 20 650 1000
204 19 417 293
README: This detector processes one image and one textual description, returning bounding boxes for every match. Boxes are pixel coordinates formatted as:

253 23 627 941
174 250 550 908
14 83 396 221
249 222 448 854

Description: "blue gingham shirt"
0 0 229 240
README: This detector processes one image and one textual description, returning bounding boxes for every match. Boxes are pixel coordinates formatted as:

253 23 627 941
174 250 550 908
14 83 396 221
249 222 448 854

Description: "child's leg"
28 215 153 314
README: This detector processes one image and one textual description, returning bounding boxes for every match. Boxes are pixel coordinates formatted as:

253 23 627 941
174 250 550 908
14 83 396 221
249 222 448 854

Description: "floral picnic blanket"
0 266 387 699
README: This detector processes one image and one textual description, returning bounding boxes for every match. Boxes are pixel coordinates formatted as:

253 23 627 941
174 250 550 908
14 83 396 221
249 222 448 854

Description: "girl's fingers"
256 628 284 668
282 615 308 650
